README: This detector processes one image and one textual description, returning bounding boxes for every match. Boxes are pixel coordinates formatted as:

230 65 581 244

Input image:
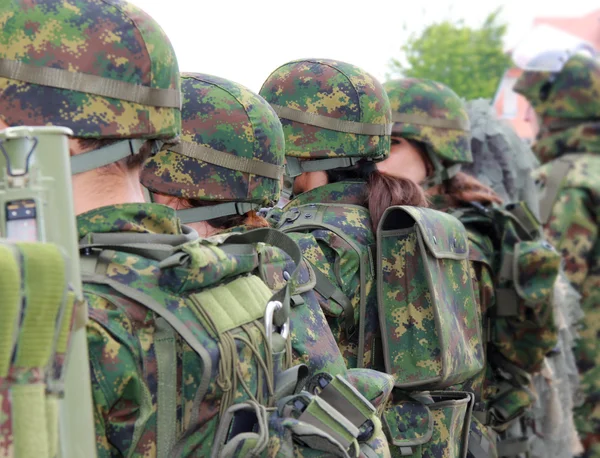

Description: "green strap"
0 57 181 108
311 266 355 336
317 375 375 429
169 141 284 179
70 139 146 175
391 112 470 131
275 365 309 401
271 104 393 136
538 156 577 225
467 430 492 458
155 317 177 458
421 147 462 189
0 243 21 377
81 227 197 247
285 155 364 178
177 202 260 224
496 437 530 457
81 272 213 410
225 228 303 327
503 204 540 239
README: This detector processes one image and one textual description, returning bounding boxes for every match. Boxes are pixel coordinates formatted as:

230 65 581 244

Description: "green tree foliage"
389 9 512 99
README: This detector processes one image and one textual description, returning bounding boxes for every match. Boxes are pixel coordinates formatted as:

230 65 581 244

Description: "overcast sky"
131 0 597 92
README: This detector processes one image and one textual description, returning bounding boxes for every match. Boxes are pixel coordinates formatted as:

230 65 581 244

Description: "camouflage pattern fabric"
141 73 284 206
259 59 391 161
514 54 600 121
383 79 472 164
530 123 600 457
377 206 484 390
81 203 293 457
0 0 180 139
274 181 378 370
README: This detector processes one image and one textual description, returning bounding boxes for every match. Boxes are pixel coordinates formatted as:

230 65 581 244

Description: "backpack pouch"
377 206 484 389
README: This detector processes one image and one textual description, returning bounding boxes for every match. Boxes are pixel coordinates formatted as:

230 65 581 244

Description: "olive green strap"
391 112 470 131
285 155 363 178
155 317 177 458
311 265 355 336
70 139 145 175
169 141 284 180
0 57 181 108
177 202 260 224
317 375 375 429
0 243 21 378
496 437 530 457
467 430 492 458
538 156 577 225
81 226 197 247
272 104 393 136
421 145 462 188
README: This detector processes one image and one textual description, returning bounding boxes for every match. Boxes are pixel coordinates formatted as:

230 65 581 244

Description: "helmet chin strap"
70 139 162 175
420 145 461 190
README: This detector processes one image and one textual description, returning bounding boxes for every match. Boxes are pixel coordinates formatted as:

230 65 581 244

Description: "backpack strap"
312 266 356 337
155 317 177 458
538 154 582 225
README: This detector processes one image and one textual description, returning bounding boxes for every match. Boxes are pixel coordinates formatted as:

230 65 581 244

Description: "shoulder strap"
311 266 356 337
538 154 582 225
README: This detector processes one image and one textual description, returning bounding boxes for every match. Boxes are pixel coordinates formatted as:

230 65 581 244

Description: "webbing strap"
81 227 197 247
275 365 309 402
298 395 359 451
81 273 213 408
0 58 181 108
391 112 470 131
70 139 145 175
311 266 355 336
0 243 21 377
225 228 302 327
177 202 260 224
496 437 530 457
272 104 393 136
421 149 462 189
468 430 491 458
495 289 519 317
285 155 363 178
317 376 374 429
538 156 577 225
80 242 175 262
155 317 177 458
169 141 284 179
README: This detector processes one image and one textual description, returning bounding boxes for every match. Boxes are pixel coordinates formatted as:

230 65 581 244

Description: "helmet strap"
420 145 461 190
70 139 162 175
176 201 260 224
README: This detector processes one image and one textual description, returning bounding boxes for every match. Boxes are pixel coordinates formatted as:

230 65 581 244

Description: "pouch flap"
379 206 469 260
158 238 259 294
258 245 316 296
513 240 560 303
382 399 433 446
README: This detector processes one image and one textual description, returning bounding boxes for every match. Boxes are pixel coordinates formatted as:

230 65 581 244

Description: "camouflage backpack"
80 226 386 457
140 73 396 457
262 60 483 458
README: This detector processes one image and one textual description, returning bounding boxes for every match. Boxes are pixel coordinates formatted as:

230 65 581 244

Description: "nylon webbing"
391 112 470 131
538 156 577 225
155 317 177 458
0 58 181 108
0 244 21 377
81 227 197 247
317 376 374 428
169 141 284 179
496 437 530 457
272 104 393 136
297 396 358 450
177 202 260 224
225 228 302 328
70 139 145 175
312 266 355 336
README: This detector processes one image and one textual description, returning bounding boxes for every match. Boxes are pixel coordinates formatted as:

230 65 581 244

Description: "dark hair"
326 161 429 231
76 138 153 170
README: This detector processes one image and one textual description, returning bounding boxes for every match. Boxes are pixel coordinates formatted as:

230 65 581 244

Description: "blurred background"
130 0 599 142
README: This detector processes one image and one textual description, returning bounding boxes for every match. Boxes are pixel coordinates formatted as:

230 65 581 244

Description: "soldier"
140 72 395 458
514 50 600 458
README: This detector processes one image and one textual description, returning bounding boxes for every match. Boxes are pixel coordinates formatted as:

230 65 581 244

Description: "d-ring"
264 300 290 347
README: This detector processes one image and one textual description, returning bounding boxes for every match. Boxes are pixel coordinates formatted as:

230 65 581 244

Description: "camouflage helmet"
140 73 285 223
384 78 472 187
0 0 181 174
259 58 392 186
514 51 600 127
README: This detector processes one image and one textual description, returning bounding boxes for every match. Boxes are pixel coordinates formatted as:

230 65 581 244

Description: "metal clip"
264 300 290 347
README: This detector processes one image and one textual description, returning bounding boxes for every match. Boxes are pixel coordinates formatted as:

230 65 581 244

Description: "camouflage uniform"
140 72 393 457
515 52 600 457
384 78 498 457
